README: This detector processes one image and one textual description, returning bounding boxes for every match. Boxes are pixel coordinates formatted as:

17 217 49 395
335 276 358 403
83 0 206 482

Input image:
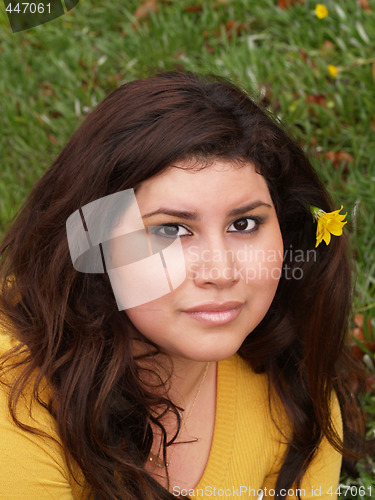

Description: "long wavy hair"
0 71 364 499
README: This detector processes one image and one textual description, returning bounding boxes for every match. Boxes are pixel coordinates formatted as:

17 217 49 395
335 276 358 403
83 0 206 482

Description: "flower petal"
327 220 347 236
323 230 331 245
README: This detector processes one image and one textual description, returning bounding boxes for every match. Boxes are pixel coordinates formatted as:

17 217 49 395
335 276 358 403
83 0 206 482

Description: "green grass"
0 0 374 495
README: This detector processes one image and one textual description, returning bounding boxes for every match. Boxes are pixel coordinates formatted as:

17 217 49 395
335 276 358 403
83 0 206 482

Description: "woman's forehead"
134 160 272 213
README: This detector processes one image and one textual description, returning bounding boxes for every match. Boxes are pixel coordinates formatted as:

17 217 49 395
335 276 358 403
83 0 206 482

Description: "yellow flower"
327 64 338 78
315 4 328 19
310 205 347 247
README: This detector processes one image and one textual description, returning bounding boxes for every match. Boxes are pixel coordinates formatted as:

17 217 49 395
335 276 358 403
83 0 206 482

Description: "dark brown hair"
0 71 364 499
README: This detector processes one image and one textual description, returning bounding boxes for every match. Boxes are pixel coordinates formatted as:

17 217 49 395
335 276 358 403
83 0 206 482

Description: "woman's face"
122 159 284 363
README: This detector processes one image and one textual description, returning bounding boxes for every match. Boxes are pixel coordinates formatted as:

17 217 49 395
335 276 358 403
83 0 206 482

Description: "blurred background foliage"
0 0 374 496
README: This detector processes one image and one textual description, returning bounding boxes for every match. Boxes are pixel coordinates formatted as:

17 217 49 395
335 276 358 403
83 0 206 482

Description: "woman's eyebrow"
228 201 272 217
142 201 272 221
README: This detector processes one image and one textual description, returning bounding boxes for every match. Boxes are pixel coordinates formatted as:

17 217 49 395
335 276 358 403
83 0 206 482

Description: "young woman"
0 71 364 499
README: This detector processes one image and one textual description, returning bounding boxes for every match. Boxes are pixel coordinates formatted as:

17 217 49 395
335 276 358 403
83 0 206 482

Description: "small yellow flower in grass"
315 4 329 19
310 205 347 247
327 64 338 78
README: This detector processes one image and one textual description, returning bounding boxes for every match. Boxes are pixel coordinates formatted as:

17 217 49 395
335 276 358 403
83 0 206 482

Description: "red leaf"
50 111 63 119
298 50 317 69
323 151 354 168
306 94 326 106
321 40 335 53
354 313 364 329
134 0 158 21
184 5 203 12
258 83 274 107
299 49 308 62
204 42 215 54
352 327 365 343
277 0 304 9
359 0 371 11
107 73 124 83
350 312 375 366
173 51 187 59
224 19 247 40
353 313 373 339
47 134 58 145
41 84 55 97
78 57 86 69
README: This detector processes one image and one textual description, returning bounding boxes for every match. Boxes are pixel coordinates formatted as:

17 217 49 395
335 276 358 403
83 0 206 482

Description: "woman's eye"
149 224 191 239
228 217 258 233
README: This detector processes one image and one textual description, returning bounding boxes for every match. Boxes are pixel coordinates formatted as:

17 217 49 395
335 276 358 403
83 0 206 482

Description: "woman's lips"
183 303 243 325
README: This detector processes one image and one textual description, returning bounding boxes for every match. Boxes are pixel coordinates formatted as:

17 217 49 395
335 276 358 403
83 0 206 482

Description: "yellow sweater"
0 328 342 499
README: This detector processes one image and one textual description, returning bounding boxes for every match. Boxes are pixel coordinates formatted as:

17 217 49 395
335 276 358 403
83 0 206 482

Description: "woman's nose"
187 237 240 288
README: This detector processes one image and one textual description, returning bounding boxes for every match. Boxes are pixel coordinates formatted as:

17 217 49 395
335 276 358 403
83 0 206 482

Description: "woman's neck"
133 341 214 407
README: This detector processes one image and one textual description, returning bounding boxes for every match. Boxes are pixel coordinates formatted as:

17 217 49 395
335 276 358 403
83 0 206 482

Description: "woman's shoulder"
0 323 55 433
0 322 90 499
227 353 342 437
221 353 343 499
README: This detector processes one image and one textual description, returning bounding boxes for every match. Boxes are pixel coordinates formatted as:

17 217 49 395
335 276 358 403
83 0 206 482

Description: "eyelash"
148 217 264 239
